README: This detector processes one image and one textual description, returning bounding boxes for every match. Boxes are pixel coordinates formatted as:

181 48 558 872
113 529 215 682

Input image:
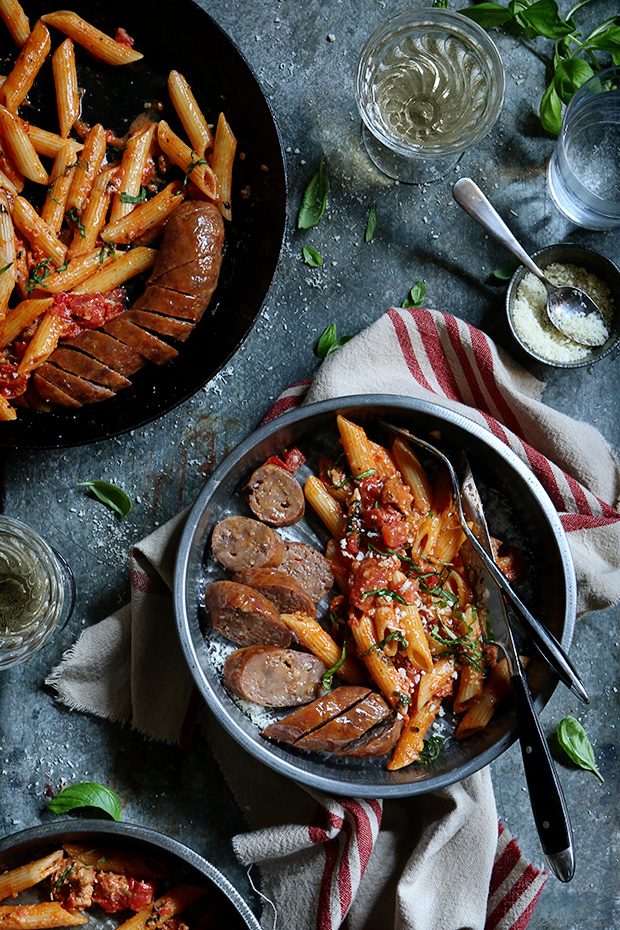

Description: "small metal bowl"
506 243 620 368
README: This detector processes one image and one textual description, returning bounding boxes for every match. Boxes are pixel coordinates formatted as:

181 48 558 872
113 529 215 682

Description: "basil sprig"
46 782 122 821
316 323 353 358
557 716 604 782
303 246 323 267
402 280 427 308
77 480 132 518
298 157 329 229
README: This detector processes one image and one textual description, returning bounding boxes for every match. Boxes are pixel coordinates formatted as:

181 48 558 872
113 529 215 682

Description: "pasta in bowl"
174 396 577 797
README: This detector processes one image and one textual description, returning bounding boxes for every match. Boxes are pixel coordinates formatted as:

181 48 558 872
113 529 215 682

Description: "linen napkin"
47 308 620 930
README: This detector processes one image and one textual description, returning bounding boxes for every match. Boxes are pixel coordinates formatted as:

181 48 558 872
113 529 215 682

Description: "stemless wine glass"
0 516 76 669
355 8 505 184
548 65 620 230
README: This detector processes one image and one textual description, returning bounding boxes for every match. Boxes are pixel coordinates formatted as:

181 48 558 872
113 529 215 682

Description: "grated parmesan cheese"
511 262 614 362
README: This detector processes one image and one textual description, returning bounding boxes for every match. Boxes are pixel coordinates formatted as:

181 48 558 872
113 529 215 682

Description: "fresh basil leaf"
492 260 520 280
557 716 604 782
297 158 329 229
66 206 86 238
132 771 171 787
365 202 377 243
303 246 323 267
120 187 147 204
580 16 620 51
315 323 353 358
540 80 564 134
515 0 574 39
46 782 123 821
433 0 449 7
77 480 132 519
27 259 52 293
554 57 595 104
457 3 514 28
322 635 348 690
402 280 427 308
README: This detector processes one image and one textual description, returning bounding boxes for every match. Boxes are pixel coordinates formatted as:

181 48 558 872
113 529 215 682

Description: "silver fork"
379 421 588 704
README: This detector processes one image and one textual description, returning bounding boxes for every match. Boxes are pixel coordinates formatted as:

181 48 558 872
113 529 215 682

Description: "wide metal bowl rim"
0 820 260 930
174 394 577 797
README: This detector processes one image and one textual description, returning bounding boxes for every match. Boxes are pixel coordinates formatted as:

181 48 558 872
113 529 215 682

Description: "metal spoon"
452 178 609 347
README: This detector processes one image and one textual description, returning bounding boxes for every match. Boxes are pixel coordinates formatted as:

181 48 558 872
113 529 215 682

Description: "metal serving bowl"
506 243 620 369
0 821 260 930
174 395 577 798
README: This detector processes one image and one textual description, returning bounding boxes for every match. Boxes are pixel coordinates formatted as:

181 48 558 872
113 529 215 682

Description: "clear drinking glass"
548 65 620 230
355 8 505 184
0 515 76 669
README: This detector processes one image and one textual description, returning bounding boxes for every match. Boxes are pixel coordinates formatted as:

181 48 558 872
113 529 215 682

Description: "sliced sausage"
121 308 195 341
246 462 305 526
211 516 285 572
261 686 372 744
205 580 291 647
279 542 334 603
224 644 326 707
132 284 202 321
51 346 131 391
294 692 392 753
34 363 115 405
103 317 178 365
31 371 82 408
62 330 146 377
335 713 404 757
232 567 316 619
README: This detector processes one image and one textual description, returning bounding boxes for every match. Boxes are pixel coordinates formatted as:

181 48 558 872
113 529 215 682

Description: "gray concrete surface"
1 1 619 927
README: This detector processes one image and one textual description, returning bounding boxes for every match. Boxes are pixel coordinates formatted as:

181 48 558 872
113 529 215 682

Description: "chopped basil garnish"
302 246 323 267
322 634 348 690
393 690 411 709
98 243 118 264
361 588 408 605
46 781 122 821
415 734 445 763
66 206 86 237
365 202 377 242
77 480 132 519
0 261 13 276
183 153 210 188
297 157 329 229
331 467 377 490
362 629 408 656
120 186 147 204
27 258 52 293
557 716 604 782
431 623 483 671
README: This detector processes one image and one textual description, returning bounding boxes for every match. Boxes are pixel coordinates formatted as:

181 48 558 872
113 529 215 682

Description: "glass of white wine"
355 8 505 184
0 515 76 669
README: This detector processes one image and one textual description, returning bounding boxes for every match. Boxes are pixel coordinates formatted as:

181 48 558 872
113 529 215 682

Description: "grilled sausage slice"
103 317 178 364
211 516 285 572
131 284 202 320
205 580 292 647
261 686 372 744
33 363 115 406
335 714 404 757
61 330 146 378
294 692 392 753
232 567 316 618
51 346 132 391
224 645 326 707
279 542 334 603
121 308 195 341
246 463 305 526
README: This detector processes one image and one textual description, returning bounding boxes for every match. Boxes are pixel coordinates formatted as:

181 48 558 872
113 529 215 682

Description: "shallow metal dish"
0 820 259 930
174 395 577 797
0 0 287 449
506 244 620 369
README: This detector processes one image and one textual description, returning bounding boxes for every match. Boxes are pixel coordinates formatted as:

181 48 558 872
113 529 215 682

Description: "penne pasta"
0 393 15 419
0 0 30 49
65 123 106 213
73 246 157 294
0 152 23 193
40 142 75 233
156 120 217 200
387 697 441 770
1 20 50 112
0 850 64 901
41 11 143 65
62 845 169 880
0 105 48 183
0 192 16 319
17 310 67 374
27 123 82 159
304 475 346 538
108 125 155 226
32 247 115 294
114 886 206 930
337 414 376 476
350 612 410 710
0 902 87 929
280 611 366 684
101 182 184 245
11 196 67 266
415 655 455 711
52 38 79 138
392 437 432 512
210 112 236 220
168 70 213 157
68 165 119 257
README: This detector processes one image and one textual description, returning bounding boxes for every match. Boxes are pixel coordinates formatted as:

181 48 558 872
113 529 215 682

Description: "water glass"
355 9 505 184
548 66 620 230
0 515 76 669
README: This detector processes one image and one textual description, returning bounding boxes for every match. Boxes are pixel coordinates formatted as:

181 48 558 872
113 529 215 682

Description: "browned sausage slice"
51 346 132 391
335 713 404 757
232 567 316 618
246 463 305 527
31 371 82 407
261 686 372 744
205 580 292 647
132 284 202 321
62 330 146 377
121 308 196 341
34 363 116 405
211 516 285 572
103 317 178 364
224 644 326 706
294 692 392 753
279 542 334 603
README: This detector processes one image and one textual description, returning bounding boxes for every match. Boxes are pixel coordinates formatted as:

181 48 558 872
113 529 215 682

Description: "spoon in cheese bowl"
452 177 609 347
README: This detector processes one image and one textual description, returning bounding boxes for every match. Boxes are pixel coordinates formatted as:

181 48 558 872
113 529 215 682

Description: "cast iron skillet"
0 0 287 449
0 821 260 930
